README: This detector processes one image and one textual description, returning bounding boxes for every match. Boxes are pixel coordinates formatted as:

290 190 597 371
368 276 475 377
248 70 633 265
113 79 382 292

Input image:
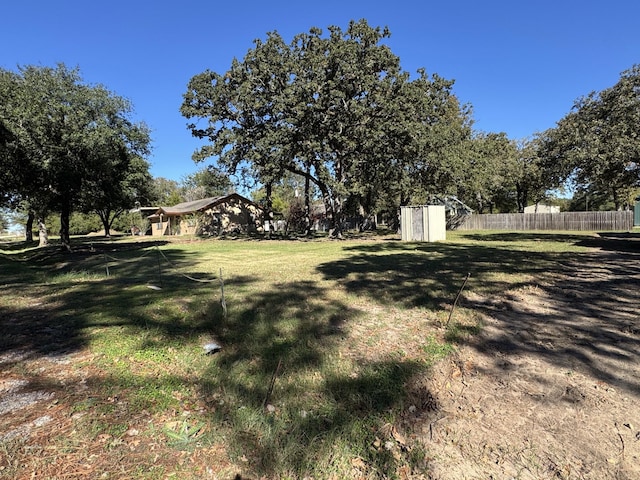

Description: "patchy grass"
0 230 601 478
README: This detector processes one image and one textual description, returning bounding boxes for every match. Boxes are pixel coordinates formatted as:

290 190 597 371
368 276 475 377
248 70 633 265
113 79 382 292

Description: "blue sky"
2 0 638 182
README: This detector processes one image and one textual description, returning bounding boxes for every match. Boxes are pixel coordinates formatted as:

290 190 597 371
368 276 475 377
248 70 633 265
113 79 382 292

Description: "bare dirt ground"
411 239 640 479
1 235 639 479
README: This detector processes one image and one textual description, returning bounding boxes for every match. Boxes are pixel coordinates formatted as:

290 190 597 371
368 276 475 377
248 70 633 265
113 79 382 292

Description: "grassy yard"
0 230 599 479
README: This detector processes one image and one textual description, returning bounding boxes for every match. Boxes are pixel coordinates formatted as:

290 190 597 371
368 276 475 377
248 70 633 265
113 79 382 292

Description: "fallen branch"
615 422 625 459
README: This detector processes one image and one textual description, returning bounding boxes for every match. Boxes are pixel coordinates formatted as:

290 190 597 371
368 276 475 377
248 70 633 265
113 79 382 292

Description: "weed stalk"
445 272 470 328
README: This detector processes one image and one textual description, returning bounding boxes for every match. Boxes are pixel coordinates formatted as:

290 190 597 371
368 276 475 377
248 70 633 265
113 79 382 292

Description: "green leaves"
181 20 471 233
163 420 206 449
0 63 152 244
541 64 640 209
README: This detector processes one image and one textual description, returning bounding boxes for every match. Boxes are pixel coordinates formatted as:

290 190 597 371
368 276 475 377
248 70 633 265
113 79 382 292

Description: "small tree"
181 166 233 202
151 177 183 206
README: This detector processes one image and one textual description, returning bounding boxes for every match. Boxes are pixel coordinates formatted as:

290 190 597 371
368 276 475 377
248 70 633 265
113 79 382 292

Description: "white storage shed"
400 205 446 242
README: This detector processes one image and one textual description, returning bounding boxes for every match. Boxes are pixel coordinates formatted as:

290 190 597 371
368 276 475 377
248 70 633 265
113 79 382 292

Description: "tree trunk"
25 211 34 242
357 203 367 232
357 194 377 232
264 183 273 238
612 188 621 211
394 191 409 232
98 211 112 238
37 215 48 247
304 168 312 236
60 201 72 252
328 196 344 239
515 183 528 213
475 193 485 214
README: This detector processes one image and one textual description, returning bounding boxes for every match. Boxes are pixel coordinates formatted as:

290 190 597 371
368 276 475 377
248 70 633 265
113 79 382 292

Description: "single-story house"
148 193 263 237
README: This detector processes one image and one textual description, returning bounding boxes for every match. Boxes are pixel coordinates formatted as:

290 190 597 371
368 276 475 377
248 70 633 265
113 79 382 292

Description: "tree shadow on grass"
0 237 227 363
0 236 445 478
197 280 428 478
459 231 596 244
0 239 40 252
317 235 640 399
317 240 562 310
462 230 640 253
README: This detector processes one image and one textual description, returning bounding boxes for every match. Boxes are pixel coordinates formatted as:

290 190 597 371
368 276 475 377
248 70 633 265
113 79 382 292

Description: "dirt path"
418 246 640 479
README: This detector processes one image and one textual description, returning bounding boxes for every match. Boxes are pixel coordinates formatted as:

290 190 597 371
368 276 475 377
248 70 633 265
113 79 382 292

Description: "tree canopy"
0 64 152 247
181 166 233 202
541 64 640 210
181 20 473 236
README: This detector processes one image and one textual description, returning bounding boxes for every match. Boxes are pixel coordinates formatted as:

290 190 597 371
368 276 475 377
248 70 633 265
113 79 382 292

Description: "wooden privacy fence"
457 211 633 231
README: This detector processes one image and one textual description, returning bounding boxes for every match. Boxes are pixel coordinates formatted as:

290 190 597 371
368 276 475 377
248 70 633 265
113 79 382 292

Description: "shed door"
411 207 423 241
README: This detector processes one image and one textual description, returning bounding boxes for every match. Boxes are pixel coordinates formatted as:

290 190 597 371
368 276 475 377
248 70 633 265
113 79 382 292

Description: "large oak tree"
182 20 471 236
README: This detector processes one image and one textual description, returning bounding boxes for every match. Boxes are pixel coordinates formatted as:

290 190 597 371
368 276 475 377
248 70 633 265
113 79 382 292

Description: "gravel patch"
0 415 53 442
0 390 55 416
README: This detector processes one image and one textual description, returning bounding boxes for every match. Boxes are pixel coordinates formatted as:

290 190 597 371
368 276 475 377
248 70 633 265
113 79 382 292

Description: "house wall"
178 216 198 235
199 198 262 236
151 219 169 236
524 204 560 214
151 197 263 236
